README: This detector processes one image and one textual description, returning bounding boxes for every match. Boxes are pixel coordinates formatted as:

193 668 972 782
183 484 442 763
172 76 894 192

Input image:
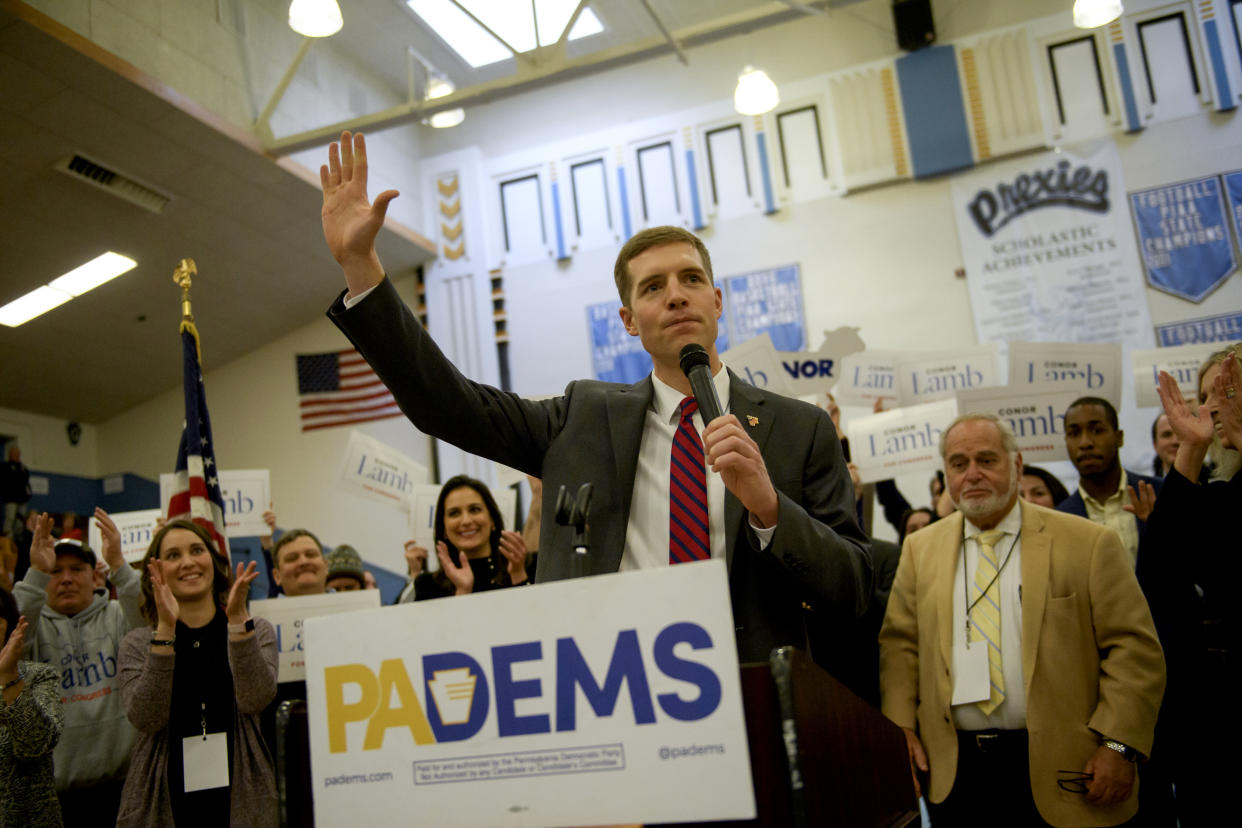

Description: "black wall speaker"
893 0 935 52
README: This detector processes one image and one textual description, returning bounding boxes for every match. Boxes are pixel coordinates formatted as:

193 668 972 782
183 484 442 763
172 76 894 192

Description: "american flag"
297 349 401 432
165 320 230 561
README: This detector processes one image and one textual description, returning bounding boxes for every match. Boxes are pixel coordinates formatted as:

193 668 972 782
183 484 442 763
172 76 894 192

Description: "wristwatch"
1102 739 1137 762
228 618 256 634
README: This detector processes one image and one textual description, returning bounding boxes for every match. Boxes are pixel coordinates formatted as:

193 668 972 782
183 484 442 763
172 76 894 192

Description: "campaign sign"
336 431 429 513
896 345 1002 406
1131 176 1236 302
956 384 1082 463
848 398 959 484
304 561 754 827
159 469 270 537
835 350 901 407
1007 342 1121 407
250 590 381 683
721 333 795 397
1131 342 1239 407
88 508 162 564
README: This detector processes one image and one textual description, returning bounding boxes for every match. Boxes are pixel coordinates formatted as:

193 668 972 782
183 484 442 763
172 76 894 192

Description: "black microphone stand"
554 483 593 579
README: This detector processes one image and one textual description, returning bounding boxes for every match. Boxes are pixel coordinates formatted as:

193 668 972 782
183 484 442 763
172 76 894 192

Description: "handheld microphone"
679 343 724 424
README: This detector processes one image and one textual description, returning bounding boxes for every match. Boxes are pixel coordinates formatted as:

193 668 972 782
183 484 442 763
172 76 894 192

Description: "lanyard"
961 529 1019 641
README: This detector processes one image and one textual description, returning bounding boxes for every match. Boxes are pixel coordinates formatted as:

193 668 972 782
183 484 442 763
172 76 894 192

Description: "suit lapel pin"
746 415 759 427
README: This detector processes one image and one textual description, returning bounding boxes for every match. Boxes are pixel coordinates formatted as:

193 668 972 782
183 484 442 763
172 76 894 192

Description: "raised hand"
436 541 474 596
225 561 259 627
94 507 125 572
1123 480 1156 522
28 513 55 574
320 130 399 297
498 531 528 584
0 616 29 686
1156 370 1213 446
147 559 180 636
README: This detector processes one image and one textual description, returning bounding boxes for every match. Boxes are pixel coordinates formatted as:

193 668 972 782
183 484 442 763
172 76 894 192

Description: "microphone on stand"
679 343 723 424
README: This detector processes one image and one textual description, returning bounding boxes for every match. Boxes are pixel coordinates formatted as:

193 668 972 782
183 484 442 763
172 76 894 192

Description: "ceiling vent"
54 154 172 214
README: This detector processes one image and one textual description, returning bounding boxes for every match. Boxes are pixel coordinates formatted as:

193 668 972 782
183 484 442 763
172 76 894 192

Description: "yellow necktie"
971 529 1006 715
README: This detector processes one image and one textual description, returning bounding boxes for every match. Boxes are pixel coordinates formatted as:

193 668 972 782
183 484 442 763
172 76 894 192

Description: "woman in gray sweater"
116 520 278 827
0 588 63 828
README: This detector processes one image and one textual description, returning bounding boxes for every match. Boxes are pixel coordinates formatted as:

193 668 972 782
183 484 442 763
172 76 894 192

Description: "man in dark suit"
318 131 871 663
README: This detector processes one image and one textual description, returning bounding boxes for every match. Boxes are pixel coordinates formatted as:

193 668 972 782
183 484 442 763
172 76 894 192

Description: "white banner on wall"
89 508 162 564
1007 342 1122 407
955 384 1082 463
848 399 959 484
951 142 1154 350
896 345 1002 406
249 590 381 683
336 431 429 513
159 469 270 537
1130 342 1235 407
304 561 755 827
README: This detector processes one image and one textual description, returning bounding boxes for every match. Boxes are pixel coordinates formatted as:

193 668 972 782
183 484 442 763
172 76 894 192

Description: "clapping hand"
437 542 473 596
498 531 528 584
94 507 125 572
225 561 259 627
147 560 180 635
28 513 55 574
0 616 29 687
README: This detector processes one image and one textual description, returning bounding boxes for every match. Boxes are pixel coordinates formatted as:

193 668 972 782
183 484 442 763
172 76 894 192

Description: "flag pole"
173 258 202 361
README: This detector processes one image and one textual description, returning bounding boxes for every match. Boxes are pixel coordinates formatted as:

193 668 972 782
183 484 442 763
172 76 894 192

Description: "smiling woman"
115 521 279 828
415 475 531 600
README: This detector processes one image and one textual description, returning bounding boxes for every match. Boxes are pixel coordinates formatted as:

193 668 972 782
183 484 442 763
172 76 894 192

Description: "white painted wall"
0 405 99 477
94 274 434 575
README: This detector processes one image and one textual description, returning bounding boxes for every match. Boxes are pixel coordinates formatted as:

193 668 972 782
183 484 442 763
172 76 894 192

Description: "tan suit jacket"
879 502 1165 827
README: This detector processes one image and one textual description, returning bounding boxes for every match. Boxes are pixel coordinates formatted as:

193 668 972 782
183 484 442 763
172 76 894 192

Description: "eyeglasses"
1056 770 1093 794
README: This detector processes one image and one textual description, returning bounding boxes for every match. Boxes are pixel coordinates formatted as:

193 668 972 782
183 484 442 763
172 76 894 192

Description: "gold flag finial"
173 258 197 320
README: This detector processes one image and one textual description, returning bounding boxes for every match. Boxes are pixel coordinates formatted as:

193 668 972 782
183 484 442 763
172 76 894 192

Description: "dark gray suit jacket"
329 278 872 662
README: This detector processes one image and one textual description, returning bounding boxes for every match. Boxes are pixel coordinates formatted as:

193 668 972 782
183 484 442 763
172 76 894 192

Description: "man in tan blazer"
879 414 1165 827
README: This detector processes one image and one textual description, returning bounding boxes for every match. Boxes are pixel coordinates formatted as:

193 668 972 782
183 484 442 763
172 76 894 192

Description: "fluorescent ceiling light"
1073 0 1123 29
0 252 137 328
48 252 136 296
734 66 779 116
0 287 73 328
406 0 605 69
289 0 344 38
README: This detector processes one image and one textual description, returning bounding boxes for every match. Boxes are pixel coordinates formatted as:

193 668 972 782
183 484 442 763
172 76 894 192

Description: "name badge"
183 732 230 792
951 638 990 706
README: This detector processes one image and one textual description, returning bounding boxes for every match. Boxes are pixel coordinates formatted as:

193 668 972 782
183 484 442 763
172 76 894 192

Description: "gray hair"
939 412 1020 459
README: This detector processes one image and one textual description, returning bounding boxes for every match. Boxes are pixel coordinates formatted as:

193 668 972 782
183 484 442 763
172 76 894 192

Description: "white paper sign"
1008 342 1122 408
721 333 794 397
835 350 901 407
158 469 271 537
847 399 959 484
955 384 1083 463
336 431 429 513
767 326 867 397
897 345 1002 406
89 508 162 564
1131 342 1236 407
250 590 382 683
304 561 755 827
408 484 443 554
951 142 1154 350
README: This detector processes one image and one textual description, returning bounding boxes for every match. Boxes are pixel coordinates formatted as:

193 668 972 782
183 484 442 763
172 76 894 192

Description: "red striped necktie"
670 396 710 564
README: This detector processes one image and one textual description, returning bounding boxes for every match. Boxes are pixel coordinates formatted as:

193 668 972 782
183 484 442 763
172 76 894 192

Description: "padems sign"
304 561 754 827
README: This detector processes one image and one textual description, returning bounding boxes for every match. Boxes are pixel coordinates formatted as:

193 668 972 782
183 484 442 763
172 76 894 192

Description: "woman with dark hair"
896 507 934 547
0 587 62 828
1018 465 1070 508
116 520 278 828
415 475 530 600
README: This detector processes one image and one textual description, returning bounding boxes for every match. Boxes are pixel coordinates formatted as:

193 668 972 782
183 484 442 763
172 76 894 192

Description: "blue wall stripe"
685 148 705 229
755 131 777 213
1113 42 1143 132
895 45 974 179
1204 19 1237 112
551 179 567 259
618 166 632 238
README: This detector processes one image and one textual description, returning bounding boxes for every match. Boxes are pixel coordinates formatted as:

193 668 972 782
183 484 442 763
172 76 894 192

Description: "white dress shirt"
951 501 1027 731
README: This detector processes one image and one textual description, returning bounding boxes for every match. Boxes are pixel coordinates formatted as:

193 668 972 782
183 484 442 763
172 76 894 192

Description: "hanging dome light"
1073 0 1123 29
733 66 779 116
426 77 455 100
288 0 343 38
427 109 465 128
